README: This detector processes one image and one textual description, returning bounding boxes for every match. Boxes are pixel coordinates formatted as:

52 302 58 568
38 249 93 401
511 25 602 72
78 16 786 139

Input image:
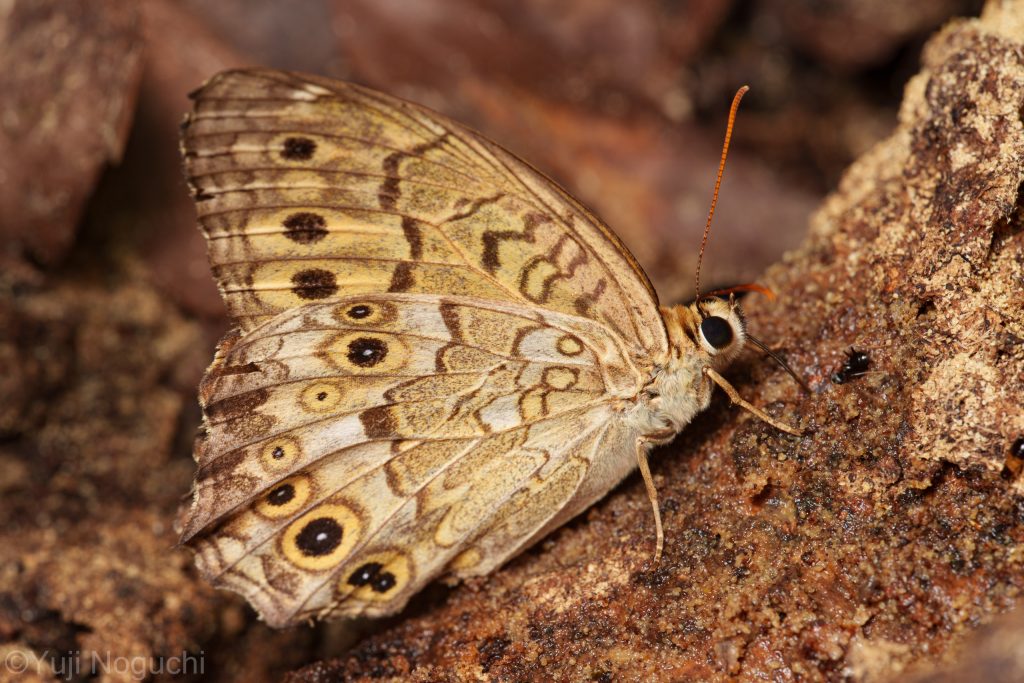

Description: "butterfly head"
681 296 747 369
645 297 747 434
666 293 811 396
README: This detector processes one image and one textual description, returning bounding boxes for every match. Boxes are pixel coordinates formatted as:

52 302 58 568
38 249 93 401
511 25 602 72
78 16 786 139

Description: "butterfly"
178 68 803 628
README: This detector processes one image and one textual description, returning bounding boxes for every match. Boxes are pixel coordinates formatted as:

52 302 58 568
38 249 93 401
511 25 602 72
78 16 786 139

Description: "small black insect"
831 348 870 384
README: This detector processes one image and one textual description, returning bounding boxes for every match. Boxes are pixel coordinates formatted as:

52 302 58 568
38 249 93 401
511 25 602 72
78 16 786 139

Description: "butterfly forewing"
181 69 666 356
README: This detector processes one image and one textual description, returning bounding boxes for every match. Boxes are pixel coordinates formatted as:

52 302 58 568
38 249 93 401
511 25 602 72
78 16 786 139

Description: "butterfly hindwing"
181 294 645 625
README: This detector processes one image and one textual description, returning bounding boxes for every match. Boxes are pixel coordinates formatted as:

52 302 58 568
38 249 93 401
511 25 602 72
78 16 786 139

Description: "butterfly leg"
635 440 664 564
703 368 803 436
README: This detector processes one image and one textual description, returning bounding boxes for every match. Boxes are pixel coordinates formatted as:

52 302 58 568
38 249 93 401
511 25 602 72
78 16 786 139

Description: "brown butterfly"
178 69 802 627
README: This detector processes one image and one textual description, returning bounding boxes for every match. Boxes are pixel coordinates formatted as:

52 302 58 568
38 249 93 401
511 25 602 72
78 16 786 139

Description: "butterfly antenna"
695 85 749 302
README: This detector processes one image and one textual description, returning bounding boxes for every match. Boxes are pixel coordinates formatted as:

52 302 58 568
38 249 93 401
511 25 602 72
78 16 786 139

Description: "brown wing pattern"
181 294 644 625
180 68 667 359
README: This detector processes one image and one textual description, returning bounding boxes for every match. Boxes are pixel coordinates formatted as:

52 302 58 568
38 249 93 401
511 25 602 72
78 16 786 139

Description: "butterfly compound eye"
700 316 733 350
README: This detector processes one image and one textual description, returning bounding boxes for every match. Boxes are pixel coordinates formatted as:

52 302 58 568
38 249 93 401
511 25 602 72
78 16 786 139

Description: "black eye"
700 316 733 350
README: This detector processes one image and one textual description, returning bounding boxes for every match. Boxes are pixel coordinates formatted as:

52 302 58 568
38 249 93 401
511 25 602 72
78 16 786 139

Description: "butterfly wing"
181 294 646 625
180 68 674 626
180 68 667 359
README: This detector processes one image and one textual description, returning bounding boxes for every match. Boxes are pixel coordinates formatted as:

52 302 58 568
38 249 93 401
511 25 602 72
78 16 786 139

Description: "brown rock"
333 0 731 109
0 0 143 265
80 0 249 323
762 0 980 70
183 0 345 76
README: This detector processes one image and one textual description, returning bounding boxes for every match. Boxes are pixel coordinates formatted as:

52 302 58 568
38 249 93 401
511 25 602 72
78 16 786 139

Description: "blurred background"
0 0 987 679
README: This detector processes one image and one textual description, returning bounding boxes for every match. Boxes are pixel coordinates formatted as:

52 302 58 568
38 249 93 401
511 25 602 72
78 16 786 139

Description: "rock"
0 0 143 265
82 0 249 322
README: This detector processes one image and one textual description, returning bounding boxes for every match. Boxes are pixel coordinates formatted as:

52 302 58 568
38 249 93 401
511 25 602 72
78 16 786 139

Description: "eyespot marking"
333 301 397 327
347 562 396 593
296 518 342 555
300 381 344 412
556 334 584 356
337 550 412 602
255 475 311 518
281 503 361 571
347 337 388 367
260 437 302 472
321 332 408 373
268 484 295 506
